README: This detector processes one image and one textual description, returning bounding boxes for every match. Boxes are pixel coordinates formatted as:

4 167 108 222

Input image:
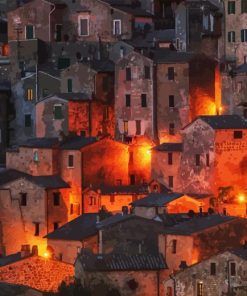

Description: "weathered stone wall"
6 147 59 176
164 251 247 296
0 256 74 292
156 62 189 143
115 51 154 139
47 236 98 264
151 150 181 191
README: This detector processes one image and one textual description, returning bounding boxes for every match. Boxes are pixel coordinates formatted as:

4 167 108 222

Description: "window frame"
234 130 243 139
78 16 89 36
25 25 35 40
144 65 151 79
53 192 60 206
20 192 27 206
68 154 74 168
53 104 63 120
24 114 32 128
168 152 173 165
242 0 247 13
126 94 131 107
228 1 236 14
168 67 175 81
169 95 175 108
228 31 235 42
26 88 33 101
210 262 216 275
241 29 247 42
141 94 147 107
113 19 122 36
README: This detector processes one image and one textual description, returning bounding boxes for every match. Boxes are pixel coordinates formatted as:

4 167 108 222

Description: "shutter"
54 105 63 119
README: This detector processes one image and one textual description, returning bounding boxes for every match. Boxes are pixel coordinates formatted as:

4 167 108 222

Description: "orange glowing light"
238 194 246 203
146 149 151 155
43 251 50 259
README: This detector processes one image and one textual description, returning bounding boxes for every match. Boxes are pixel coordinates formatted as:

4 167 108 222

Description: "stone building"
0 168 70 255
163 246 247 296
36 94 114 139
115 51 155 140
159 214 247 273
180 115 247 196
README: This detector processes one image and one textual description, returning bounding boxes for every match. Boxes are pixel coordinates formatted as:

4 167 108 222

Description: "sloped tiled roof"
78 250 167 271
0 169 70 189
199 115 247 129
131 192 183 207
163 215 237 235
153 143 183 152
94 184 149 195
60 136 97 150
230 247 247 261
19 138 59 148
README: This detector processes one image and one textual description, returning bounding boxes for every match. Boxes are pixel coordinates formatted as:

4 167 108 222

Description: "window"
89 196 96 206
116 179 122 185
241 29 247 42
166 287 173 296
42 88 49 97
234 130 243 139
242 0 247 13
141 94 147 107
55 24 62 42
197 282 203 296
53 192 60 206
104 106 110 120
33 151 39 162
53 104 63 120
169 123 175 135
237 81 243 92
57 58 70 69
110 195 115 203
113 19 121 35
130 174 135 185
168 67 175 80
68 155 74 168
78 17 89 36
20 193 27 206
210 262 216 275
70 203 74 214
129 151 133 164
53 222 59 230
169 95 175 108
144 66 150 79
26 88 33 101
126 67 131 81
124 120 128 134
136 120 141 135
25 25 34 39
120 46 125 58
171 239 177 254
228 1 235 14
195 154 200 166
24 114 31 127
34 222 40 236
168 152 173 165
67 79 73 92
228 31 235 42
168 176 173 188
126 94 131 107
230 262 236 276
206 154 210 167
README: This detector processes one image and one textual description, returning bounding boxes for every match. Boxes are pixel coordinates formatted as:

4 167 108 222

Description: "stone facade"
159 217 247 272
115 51 154 140
164 249 247 296
0 256 74 292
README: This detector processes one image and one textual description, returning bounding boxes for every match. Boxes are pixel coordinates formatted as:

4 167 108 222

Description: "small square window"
210 262 216 275
25 114 31 127
234 130 243 139
168 153 173 165
169 95 175 108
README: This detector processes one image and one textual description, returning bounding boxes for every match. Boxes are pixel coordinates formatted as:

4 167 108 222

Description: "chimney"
179 261 188 270
21 245 31 258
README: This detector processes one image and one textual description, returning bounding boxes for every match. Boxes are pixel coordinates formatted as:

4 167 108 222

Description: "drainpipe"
156 270 160 296
46 189 49 235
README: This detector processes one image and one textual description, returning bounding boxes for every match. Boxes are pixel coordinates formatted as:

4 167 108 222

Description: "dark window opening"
126 94 131 107
195 154 200 166
34 223 40 236
53 222 59 230
67 79 73 92
20 193 27 206
168 176 173 188
197 282 203 296
234 130 243 139
129 151 134 164
230 262 236 276
89 196 96 206
144 66 150 79
55 24 62 42
126 67 131 81
25 114 31 128
110 195 115 203
53 192 60 206
136 120 141 135
168 67 175 80
141 94 147 107
169 95 175 108
26 25 34 39
130 174 136 185
242 0 247 13
210 262 216 275
70 204 74 214
68 155 74 167
206 154 210 167
228 1 235 14
168 152 173 165
53 105 63 120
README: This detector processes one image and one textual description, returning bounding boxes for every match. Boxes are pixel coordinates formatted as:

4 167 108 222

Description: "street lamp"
238 194 247 217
